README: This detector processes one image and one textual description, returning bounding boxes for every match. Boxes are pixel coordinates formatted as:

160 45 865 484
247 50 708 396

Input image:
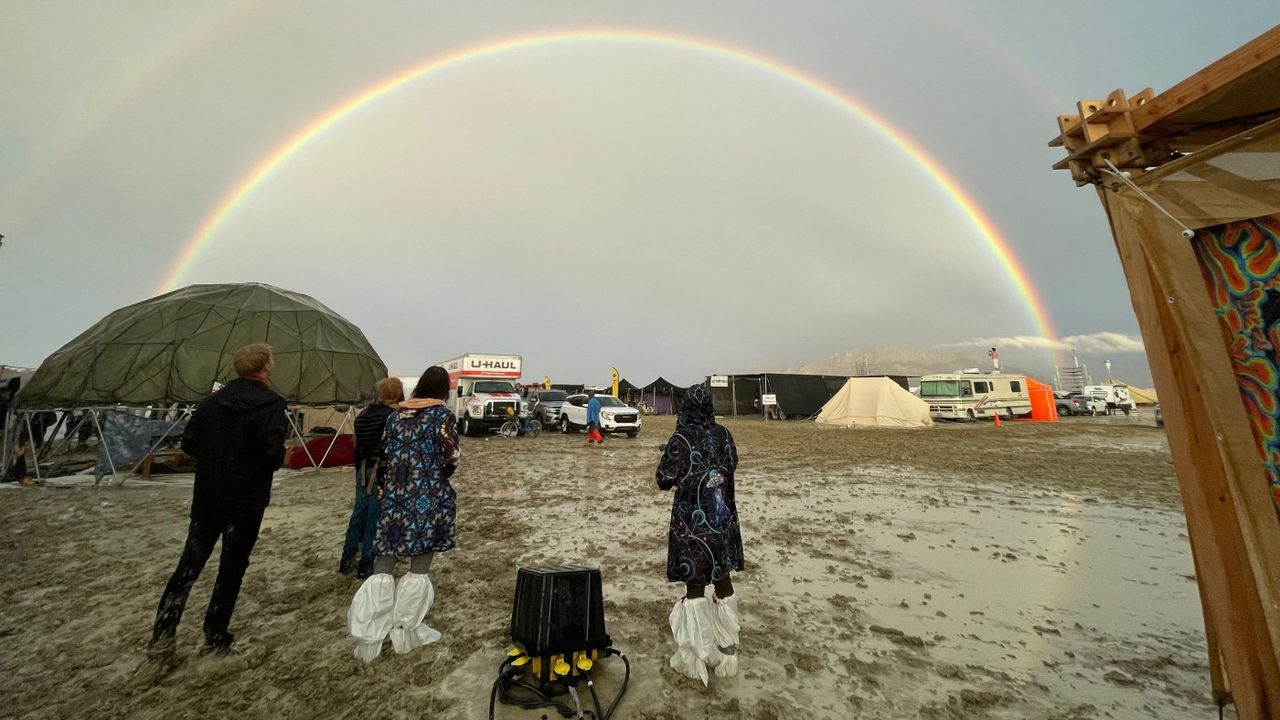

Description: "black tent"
705 373 919 419
617 378 641 402
618 377 685 415
760 374 839 418
640 377 686 415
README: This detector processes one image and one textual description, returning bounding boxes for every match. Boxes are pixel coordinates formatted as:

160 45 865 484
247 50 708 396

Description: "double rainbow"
154 28 1057 344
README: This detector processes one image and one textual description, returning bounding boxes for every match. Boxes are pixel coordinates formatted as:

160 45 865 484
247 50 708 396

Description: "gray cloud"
5 1 1277 389
939 332 1145 354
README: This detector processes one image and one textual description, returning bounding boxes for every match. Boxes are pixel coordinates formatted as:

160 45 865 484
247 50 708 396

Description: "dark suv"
530 389 569 429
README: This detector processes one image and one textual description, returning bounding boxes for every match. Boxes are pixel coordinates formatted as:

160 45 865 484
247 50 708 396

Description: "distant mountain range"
763 345 1031 378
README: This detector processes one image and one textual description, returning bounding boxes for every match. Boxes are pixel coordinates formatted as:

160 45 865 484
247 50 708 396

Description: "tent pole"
91 409 117 486
285 410 318 468
731 376 736 419
23 411 44 486
1 408 13 478
317 407 353 468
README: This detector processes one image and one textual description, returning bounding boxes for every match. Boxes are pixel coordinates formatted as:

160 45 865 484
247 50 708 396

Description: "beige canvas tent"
816 377 932 428
1127 386 1159 406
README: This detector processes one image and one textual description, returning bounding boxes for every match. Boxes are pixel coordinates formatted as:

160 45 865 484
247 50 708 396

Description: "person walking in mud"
339 377 403 579
656 382 744 686
586 389 604 444
150 343 288 656
347 366 460 662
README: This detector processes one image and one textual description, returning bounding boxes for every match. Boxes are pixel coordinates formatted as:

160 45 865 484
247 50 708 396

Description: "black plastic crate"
510 565 611 657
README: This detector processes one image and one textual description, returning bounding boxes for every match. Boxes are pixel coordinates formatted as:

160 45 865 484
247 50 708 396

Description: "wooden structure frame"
1049 25 1280 718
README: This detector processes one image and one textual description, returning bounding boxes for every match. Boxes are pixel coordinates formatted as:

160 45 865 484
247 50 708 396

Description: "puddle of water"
762 474 1213 716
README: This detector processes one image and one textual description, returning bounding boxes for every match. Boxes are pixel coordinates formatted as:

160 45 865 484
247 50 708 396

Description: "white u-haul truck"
920 372 1032 421
438 353 528 436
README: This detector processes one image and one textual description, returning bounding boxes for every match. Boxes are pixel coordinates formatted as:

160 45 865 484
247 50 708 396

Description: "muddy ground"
0 411 1225 719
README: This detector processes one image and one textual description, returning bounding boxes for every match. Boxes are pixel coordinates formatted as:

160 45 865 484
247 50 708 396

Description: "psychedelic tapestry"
1193 213 1280 510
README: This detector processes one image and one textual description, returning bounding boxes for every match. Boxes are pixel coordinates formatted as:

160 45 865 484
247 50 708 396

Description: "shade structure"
16 283 388 408
816 377 932 428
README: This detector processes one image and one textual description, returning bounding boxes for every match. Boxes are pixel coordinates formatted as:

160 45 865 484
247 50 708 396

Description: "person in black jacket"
339 376 403 579
150 343 289 655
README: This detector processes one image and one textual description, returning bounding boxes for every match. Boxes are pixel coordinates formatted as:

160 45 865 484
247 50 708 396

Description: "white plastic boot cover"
349 573 395 663
712 594 740 677
389 572 441 654
668 597 719 685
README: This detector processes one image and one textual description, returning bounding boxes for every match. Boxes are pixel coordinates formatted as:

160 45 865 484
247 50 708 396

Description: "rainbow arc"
155 28 1058 347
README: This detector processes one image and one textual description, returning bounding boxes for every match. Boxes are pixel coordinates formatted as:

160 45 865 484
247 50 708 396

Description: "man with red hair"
150 343 288 656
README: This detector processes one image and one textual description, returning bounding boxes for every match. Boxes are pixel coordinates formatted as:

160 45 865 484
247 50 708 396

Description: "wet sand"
0 411 1223 719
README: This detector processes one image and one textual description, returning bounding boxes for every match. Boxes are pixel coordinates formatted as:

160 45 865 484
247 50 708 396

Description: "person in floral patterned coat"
347 366 460 662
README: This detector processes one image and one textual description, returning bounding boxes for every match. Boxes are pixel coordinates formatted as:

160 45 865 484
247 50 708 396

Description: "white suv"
557 394 642 437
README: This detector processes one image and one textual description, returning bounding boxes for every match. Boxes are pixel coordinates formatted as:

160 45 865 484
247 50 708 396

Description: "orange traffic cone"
993 412 1003 428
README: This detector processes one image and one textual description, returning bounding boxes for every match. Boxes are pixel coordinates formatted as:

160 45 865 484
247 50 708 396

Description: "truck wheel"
560 417 571 434
966 409 977 422
626 430 639 438
1056 404 1071 416
1004 408 1015 421
1122 407 1131 416
461 414 474 437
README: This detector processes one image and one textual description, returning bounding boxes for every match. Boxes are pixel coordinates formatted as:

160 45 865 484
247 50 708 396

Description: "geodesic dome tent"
5 283 388 483
15 283 388 409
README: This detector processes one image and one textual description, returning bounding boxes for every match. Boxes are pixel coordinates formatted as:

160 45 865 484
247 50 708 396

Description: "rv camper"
1081 384 1137 415
920 372 1032 421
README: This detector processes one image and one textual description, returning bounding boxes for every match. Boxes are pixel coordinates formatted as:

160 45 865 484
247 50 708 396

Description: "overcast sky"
3 1 1276 386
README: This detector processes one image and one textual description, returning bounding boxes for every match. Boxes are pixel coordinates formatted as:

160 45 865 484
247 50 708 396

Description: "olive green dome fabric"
17 283 387 408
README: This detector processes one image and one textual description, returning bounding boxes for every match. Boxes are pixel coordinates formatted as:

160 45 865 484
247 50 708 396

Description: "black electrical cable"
584 670 604 719
602 649 631 720
498 676 585 718
488 658 517 720
490 649 631 720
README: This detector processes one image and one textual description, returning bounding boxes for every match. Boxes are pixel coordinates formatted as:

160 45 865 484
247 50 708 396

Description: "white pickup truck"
439 354 529 436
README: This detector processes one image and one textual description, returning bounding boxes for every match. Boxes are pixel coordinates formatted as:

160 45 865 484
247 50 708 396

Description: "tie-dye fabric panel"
1193 213 1280 510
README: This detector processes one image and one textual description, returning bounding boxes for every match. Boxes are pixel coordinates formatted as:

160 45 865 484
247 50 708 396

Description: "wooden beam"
1098 189 1280 717
1132 24 1280 132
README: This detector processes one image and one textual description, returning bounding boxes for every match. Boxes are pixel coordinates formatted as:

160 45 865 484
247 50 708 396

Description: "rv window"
1010 381 1022 393
974 381 990 393
960 382 973 397
920 380 960 397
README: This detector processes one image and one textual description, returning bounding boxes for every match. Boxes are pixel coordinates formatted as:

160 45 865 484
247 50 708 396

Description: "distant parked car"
1054 391 1106 416
558 394 642 437
1155 403 1164 427
530 389 568 429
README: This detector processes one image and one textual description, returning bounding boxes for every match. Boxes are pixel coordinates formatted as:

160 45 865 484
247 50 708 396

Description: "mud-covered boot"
348 573 395 662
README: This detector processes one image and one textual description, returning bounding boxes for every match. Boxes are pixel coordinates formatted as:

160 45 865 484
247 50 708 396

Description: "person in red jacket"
150 343 288 656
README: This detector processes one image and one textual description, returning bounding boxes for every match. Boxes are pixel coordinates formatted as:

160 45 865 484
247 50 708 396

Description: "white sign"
710 375 729 388
762 394 777 406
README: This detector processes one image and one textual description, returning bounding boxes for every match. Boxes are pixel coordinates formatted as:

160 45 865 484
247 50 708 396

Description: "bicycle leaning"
498 408 540 438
